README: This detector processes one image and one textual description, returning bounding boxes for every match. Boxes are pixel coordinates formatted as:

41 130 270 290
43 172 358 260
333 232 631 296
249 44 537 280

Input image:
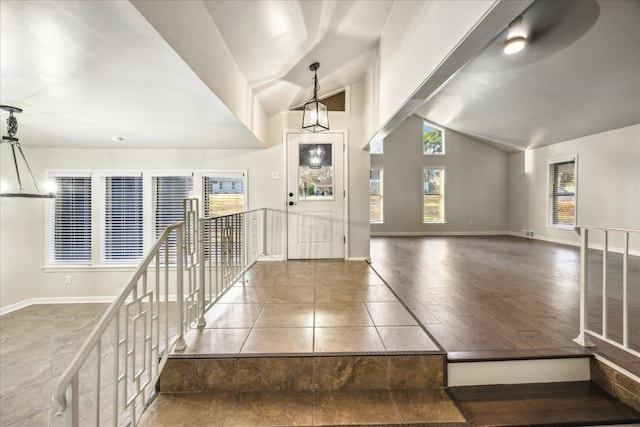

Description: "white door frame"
282 129 349 260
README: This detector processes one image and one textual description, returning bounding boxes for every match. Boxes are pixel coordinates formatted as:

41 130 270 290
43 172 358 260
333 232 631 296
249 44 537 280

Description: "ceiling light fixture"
302 62 329 133
504 36 527 55
504 16 527 55
0 105 55 198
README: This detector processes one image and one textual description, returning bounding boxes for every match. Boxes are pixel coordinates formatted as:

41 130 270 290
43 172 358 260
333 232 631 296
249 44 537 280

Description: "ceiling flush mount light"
302 62 329 133
0 105 55 198
504 16 527 55
504 36 527 55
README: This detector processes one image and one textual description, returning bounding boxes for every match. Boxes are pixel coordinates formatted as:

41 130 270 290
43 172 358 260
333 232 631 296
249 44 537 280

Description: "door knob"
288 201 295 206
289 192 294 197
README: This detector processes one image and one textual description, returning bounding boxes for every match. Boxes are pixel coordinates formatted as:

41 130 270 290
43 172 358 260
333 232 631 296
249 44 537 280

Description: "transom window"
549 158 576 228
423 122 444 155
370 140 383 155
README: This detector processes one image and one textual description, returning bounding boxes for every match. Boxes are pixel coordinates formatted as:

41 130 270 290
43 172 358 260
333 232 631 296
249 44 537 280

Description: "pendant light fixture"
302 62 329 133
1 105 55 198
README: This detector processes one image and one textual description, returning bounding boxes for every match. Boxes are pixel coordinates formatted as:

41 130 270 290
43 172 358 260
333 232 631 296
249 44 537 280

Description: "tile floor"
177 261 441 356
0 261 447 427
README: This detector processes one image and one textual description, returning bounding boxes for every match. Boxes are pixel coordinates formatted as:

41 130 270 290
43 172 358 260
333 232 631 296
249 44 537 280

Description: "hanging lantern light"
302 62 329 133
1 105 55 198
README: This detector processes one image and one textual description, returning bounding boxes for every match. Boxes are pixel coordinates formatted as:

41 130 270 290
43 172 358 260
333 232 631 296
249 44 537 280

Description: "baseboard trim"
1 296 116 316
257 255 285 262
347 257 371 262
371 231 510 237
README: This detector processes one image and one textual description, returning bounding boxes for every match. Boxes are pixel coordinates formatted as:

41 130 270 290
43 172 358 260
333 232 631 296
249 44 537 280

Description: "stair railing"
574 226 640 359
54 205 266 426
198 209 266 318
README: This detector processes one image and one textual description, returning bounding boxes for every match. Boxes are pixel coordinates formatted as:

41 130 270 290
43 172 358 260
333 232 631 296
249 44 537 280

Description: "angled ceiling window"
292 90 346 112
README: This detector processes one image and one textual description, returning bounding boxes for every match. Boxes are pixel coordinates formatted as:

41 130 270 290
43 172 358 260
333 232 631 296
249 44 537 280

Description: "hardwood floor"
449 381 640 426
370 236 639 373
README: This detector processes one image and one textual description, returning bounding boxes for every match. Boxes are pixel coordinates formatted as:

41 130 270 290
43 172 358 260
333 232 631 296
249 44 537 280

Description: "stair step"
449 381 640 426
139 388 467 426
161 353 446 392
447 356 592 387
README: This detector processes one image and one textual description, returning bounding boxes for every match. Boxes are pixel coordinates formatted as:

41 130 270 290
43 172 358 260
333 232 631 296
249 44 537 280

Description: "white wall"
371 115 509 234
369 0 496 141
131 0 269 146
508 124 640 251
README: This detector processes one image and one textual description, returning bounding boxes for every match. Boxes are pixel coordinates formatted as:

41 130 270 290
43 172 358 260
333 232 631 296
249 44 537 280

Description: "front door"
286 132 345 259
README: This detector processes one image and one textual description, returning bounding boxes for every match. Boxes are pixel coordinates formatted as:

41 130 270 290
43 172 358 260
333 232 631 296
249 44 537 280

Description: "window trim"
100 172 144 266
46 171 93 266
202 169 248 217
370 167 384 224
547 155 578 230
422 166 446 224
422 121 445 156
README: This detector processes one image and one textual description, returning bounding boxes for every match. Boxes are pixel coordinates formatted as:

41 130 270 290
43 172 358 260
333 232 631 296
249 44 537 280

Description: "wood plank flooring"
370 236 640 374
449 381 640 426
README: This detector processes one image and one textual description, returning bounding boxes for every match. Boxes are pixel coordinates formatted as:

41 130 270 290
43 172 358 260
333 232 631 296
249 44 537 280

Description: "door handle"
289 192 294 197
288 201 295 206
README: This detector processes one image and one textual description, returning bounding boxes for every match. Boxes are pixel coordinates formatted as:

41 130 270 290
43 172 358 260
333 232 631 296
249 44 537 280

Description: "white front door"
286 132 345 259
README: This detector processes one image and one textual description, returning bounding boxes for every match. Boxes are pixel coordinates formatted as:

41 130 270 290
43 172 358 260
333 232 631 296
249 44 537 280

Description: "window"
103 176 143 263
370 168 384 223
153 175 193 261
423 122 444 155
423 168 444 223
370 140 383 154
550 158 576 228
203 172 246 216
49 175 92 264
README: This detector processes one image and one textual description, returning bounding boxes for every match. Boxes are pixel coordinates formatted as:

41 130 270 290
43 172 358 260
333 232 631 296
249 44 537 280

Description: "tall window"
103 176 143 263
49 175 92 264
370 168 384 223
203 172 246 216
423 122 444 155
423 168 444 223
153 175 193 262
550 158 576 228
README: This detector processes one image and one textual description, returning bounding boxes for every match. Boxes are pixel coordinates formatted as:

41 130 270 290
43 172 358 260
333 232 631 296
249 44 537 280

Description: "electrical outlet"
65 275 72 285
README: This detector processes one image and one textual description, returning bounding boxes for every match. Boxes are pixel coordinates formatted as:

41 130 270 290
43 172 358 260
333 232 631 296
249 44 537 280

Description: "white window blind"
50 175 92 264
423 167 444 223
550 160 576 227
203 172 245 216
153 176 193 263
104 176 143 262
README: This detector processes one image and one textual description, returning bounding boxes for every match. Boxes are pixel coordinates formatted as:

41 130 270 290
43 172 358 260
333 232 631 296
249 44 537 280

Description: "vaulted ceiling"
1 0 639 152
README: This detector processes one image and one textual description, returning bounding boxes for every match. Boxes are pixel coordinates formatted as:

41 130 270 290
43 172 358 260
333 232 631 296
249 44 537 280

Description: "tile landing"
140 261 464 426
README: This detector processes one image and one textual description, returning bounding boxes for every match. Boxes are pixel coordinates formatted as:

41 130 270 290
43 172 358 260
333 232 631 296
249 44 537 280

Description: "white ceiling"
202 0 394 116
413 0 640 152
0 0 393 150
0 1 264 149
1 0 638 153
